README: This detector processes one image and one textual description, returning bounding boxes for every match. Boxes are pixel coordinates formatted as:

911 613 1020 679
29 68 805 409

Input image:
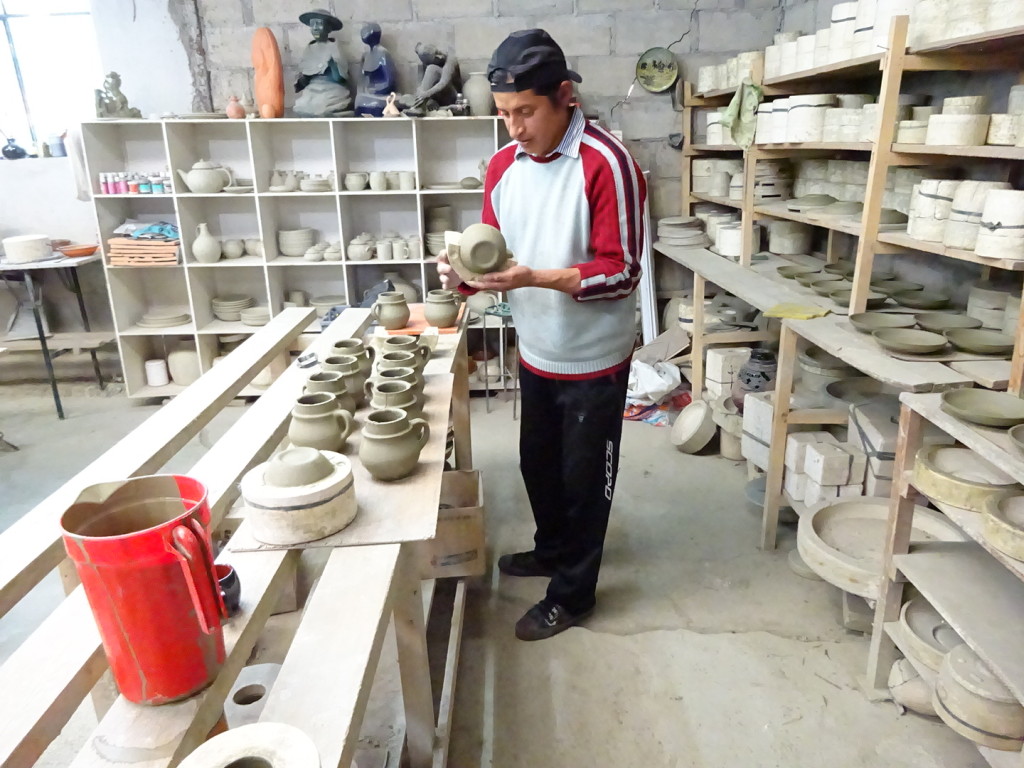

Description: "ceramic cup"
331 338 374 376
288 290 308 306
377 240 393 261
381 334 430 362
367 366 423 400
244 238 263 257
304 371 357 414
321 353 367 405
145 358 169 387
386 171 401 190
344 172 368 191
392 239 409 260
282 301 298 308
358 407 430 481
288 392 354 452
368 379 422 417
372 291 410 330
399 170 416 191
223 239 244 259
368 171 386 192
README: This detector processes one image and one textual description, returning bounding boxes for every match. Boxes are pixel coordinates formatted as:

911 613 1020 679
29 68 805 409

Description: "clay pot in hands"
320 354 367 406
424 289 460 328
372 291 410 331
359 408 430 481
288 392 354 452
303 372 357 415
331 338 374 376
368 379 422 417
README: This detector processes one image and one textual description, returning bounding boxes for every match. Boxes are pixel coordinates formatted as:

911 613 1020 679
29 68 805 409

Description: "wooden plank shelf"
877 230 1024 271
753 201 864 236
762 52 884 90
687 144 743 153
908 24 1024 56
754 142 873 152
891 144 1024 161
690 192 741 209
894 541 1024 704
928 499 1024 585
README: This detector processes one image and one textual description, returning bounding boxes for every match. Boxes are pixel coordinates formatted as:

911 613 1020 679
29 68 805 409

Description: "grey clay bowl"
831 289 887 309
944 328 1015 356
849 312 916 334
914 313 983 333
873 280 924 296
812 278 851 295
893 290 950 310
940 389 1024 428
872 328 948 355
778 264 820 280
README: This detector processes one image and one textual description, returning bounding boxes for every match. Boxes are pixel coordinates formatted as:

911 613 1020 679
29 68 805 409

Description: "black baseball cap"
487 29 582 93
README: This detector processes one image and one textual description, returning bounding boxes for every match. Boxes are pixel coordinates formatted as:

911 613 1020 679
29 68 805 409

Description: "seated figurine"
294 9 353 117
401 43 461 116
355 22 398 117
95 72 142 119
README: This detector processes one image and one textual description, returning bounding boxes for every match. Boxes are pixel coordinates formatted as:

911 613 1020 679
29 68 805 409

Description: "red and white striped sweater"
481 108 647 378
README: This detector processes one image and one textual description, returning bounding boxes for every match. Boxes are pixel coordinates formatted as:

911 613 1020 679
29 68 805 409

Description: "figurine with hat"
294 8 353 117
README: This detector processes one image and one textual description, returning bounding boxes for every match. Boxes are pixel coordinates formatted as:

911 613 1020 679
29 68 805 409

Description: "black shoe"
497 550 557 578
515 599 594 641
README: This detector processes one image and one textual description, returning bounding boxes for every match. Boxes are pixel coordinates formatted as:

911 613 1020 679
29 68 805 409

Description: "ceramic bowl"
831 289 886 308
873 280 924 296
1009 424 1024 454
811 278 851 295
787 194 837 211
872 328 949 355
893 290 950 310
849 312 916 334
671 401 716 454
57 244 99 258
457 223 509 274
914 313 983 333
823 262 855 276
777 264 821 280
944 328 1015 356
825 377 893 405
940 389 1024 428
795 270 831 287
869 270 897 282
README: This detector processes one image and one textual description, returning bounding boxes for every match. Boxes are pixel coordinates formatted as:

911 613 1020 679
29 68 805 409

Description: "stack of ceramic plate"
212 294 255 321
657 216 710 248
239 306 271 327
137 309 191 328
425 205 454 233
278 228 316 257
425 232 446 257
310 294 347 318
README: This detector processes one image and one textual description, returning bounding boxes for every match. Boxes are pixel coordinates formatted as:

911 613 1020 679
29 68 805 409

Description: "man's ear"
557 80 575 108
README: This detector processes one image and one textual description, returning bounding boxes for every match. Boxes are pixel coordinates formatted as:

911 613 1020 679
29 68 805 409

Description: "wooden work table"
0 307 474 768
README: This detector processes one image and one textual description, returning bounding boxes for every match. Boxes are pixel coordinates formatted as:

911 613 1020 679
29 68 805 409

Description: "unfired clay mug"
288 392 354 452
331 338 374 377
358 408 430 481
372 291 410 330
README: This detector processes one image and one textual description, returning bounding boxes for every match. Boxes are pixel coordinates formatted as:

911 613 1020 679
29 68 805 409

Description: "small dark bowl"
216 563 241 616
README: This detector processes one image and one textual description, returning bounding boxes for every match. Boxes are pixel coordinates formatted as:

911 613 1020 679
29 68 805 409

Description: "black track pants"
517 362 630 614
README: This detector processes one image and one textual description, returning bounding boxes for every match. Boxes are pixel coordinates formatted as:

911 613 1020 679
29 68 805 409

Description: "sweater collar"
514 107 585 161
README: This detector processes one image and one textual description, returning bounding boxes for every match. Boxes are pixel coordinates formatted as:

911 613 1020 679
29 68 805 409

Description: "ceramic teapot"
359 408 430 481
177 160 234 194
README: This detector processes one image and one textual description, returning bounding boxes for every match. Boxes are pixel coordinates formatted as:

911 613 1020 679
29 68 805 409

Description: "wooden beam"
432 580 467 768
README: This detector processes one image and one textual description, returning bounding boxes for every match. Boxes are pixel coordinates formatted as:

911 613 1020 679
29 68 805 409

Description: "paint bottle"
116 173 129 194
100 173 111 194
139 176 152 194
127 176 140 194
150 176 164 194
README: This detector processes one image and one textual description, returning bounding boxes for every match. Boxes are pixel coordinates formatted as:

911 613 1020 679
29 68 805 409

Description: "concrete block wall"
191 0 846 219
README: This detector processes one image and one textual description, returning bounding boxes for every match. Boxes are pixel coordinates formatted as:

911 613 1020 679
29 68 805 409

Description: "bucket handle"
169 522 227 635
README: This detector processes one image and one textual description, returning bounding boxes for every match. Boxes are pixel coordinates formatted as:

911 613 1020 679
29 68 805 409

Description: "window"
0 0 102 149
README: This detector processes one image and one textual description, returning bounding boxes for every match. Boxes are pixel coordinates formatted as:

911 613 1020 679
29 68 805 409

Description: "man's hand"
435 250 464 291
466 264 535 292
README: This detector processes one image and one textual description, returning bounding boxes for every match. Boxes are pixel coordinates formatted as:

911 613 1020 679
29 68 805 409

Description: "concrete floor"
0 387 985 767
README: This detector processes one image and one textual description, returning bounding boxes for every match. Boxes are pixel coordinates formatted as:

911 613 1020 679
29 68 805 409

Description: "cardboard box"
742 431 771 470
785 432 837 472
706 347 751 383
784 469 807 500
803 441 867 486
414 470 486 579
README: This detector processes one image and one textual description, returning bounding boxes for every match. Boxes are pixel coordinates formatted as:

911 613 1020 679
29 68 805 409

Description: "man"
437 29 646 641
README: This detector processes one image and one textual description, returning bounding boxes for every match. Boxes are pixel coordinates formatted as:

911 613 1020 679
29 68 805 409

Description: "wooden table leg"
691 274 706 400
393 543 436 768
452 329 473 470
760 322 798 551
864 403 925 698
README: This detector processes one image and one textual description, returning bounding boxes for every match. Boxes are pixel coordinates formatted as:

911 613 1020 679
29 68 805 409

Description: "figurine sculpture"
402 44 461 116
252 27 285 118
383 93 401 117
294 9 353 117
355 22 398 117
94 72 142 119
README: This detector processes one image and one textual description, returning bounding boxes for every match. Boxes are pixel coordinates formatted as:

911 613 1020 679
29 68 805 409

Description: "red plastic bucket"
60 475 227 705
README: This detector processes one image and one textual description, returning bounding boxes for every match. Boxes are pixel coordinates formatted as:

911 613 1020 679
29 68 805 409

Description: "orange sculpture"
252 27 284 119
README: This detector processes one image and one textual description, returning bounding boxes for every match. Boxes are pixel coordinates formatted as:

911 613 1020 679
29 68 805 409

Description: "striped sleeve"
573 127 646 302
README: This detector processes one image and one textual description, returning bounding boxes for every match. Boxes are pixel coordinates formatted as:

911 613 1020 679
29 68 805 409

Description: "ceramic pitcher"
368 380 422 418
372 291 410 330
321 354 367 405
303 371 357 414
192 223 222 264
331 338 374 377
359 408 430 481
424 289 459 328
288 392 354 452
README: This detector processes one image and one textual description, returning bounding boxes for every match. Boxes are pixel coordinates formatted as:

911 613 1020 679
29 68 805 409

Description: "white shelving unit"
81 116 508 398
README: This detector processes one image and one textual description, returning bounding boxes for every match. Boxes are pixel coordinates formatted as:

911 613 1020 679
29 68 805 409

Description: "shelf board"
419 188 484 195
753 201 863 236
265 256 346 267
186 255 265 268
688 144 743 153
197 320 261 335
692 86 737 100
755 142 872 152
259 191 337 197
690 192 741 209
927 499 1024 586
128 382 188 398
894 541 1024 703
909 24 1024 56
176 192 255 199
336 189 417 196
119 322 195 336
892 143 1024 160
877 230 1024 271
348 259 427 266
762 52 884 90
93 193 175 200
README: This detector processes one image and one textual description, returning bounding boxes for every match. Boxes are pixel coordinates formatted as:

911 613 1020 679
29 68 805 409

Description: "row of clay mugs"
348 237 420 261
343 170 416 192
288 392 428 481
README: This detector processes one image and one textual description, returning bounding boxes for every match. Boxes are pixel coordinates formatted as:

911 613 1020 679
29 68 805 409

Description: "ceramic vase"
304 371 357 414
731 349 779 411
384 271 419 303
321 354 367 405
193 223 222 264
424 290 459 328
372 291 410 331
464 72 495 117
288 393 354 452
369 380 422 417
167 348 201 386
359 408 430 481
226 96 246 119
331 338 374 376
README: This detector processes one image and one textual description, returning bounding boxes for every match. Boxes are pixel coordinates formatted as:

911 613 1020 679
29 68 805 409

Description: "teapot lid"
191 159 219 169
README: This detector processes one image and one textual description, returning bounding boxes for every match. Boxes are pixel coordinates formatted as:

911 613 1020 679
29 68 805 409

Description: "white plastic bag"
627 360 682 405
